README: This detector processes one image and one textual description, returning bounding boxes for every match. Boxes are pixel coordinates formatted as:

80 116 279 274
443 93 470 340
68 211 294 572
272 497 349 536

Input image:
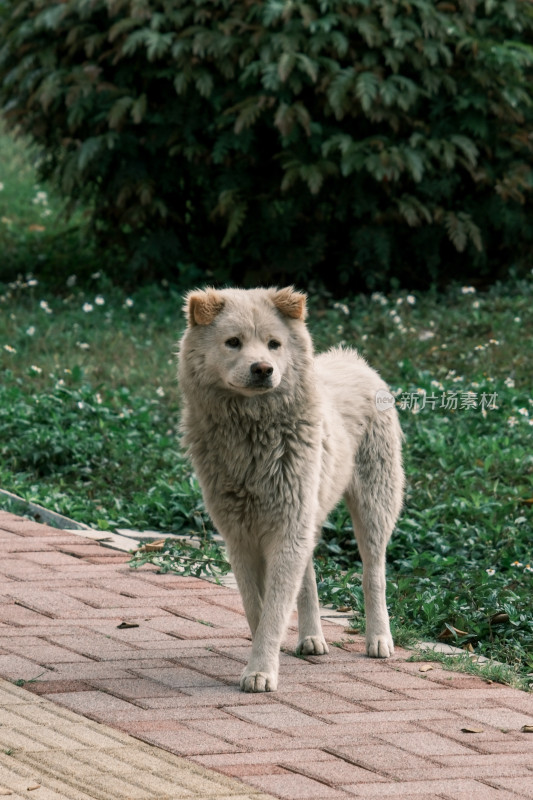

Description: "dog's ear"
271 287 307 321
184 289 225 326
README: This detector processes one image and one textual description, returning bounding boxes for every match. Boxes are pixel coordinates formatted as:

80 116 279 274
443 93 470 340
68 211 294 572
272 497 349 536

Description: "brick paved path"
0 511 532 800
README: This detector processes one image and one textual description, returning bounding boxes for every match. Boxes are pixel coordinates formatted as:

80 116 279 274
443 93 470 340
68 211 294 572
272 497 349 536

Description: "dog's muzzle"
249 361 274 387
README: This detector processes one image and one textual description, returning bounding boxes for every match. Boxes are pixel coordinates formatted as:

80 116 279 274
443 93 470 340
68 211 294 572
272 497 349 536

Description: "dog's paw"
366 634 394 658
296 635 329 656
240 670 278 693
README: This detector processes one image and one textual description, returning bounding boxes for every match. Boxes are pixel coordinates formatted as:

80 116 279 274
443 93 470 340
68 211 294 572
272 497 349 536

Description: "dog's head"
181 287 308 397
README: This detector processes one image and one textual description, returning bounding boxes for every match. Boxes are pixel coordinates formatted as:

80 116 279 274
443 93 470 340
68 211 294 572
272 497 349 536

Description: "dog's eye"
268 340 281 350
225 337 241 349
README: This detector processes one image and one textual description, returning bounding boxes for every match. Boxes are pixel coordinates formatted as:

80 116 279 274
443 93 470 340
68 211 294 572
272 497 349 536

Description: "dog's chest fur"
185 398 321 521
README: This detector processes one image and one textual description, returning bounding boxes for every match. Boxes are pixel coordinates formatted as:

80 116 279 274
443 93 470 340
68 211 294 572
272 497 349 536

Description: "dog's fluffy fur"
178 287 404 692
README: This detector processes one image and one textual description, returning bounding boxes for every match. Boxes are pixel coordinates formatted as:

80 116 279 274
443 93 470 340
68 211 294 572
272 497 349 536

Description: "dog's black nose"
250 361 274 378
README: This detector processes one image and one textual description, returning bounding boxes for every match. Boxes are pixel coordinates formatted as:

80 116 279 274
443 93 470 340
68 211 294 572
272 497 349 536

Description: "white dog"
178 287 404 692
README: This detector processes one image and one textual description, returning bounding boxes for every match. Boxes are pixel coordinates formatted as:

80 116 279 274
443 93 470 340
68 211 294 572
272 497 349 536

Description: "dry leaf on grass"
137 540 166 553
419 664 434 672
489 612 510 624
437 625 470 640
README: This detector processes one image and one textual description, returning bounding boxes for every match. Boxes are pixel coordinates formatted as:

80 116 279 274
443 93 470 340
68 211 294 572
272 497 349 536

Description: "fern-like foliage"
0 0 532 289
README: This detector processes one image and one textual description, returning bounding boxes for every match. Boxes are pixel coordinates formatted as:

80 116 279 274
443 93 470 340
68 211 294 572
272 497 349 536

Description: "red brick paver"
0 510 532 800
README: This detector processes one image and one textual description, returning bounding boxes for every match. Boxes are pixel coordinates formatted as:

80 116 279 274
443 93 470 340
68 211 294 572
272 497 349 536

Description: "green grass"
0 119 104 287
407 648 531 692
1 123 532 688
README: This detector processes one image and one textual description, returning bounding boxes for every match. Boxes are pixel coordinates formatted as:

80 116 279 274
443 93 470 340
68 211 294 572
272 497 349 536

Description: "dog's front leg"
240 534 313 693
226 545 264 637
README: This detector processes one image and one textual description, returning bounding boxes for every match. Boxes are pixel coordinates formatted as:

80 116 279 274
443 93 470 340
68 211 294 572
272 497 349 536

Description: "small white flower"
66 275 77 288
396 297 404 305
76 342 90 350
337 324 344 334
91 271 101 279
486 568 495 576
333 302 349 315
30 365 42 373
82 303 93 313
418 330 435 341
361 334 368 342
156 386 165 397
461 286 476 294
474 345 485 351
95 295 105 306
32 190 48 206
77 401 84 410
504 377 515 388
507 416 518 427
39 300 52 314
514 317 521 323
124 298 134 308
517 408 529 417
472 300 480 309
27 278 38 287
26 326 36 336
406 295 416 305
95 393 103 404
3 344 16 353
488 339 500 346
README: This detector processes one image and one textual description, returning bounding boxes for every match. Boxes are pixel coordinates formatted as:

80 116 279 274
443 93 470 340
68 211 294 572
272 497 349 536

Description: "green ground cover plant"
1 124 531 687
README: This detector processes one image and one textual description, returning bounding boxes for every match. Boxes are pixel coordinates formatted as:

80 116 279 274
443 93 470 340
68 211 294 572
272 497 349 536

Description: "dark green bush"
1 0 532 290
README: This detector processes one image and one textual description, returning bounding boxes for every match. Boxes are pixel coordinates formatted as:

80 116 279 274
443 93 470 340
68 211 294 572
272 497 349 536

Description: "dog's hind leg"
345 503 394 658
296 557 329 655
345 415 404 658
